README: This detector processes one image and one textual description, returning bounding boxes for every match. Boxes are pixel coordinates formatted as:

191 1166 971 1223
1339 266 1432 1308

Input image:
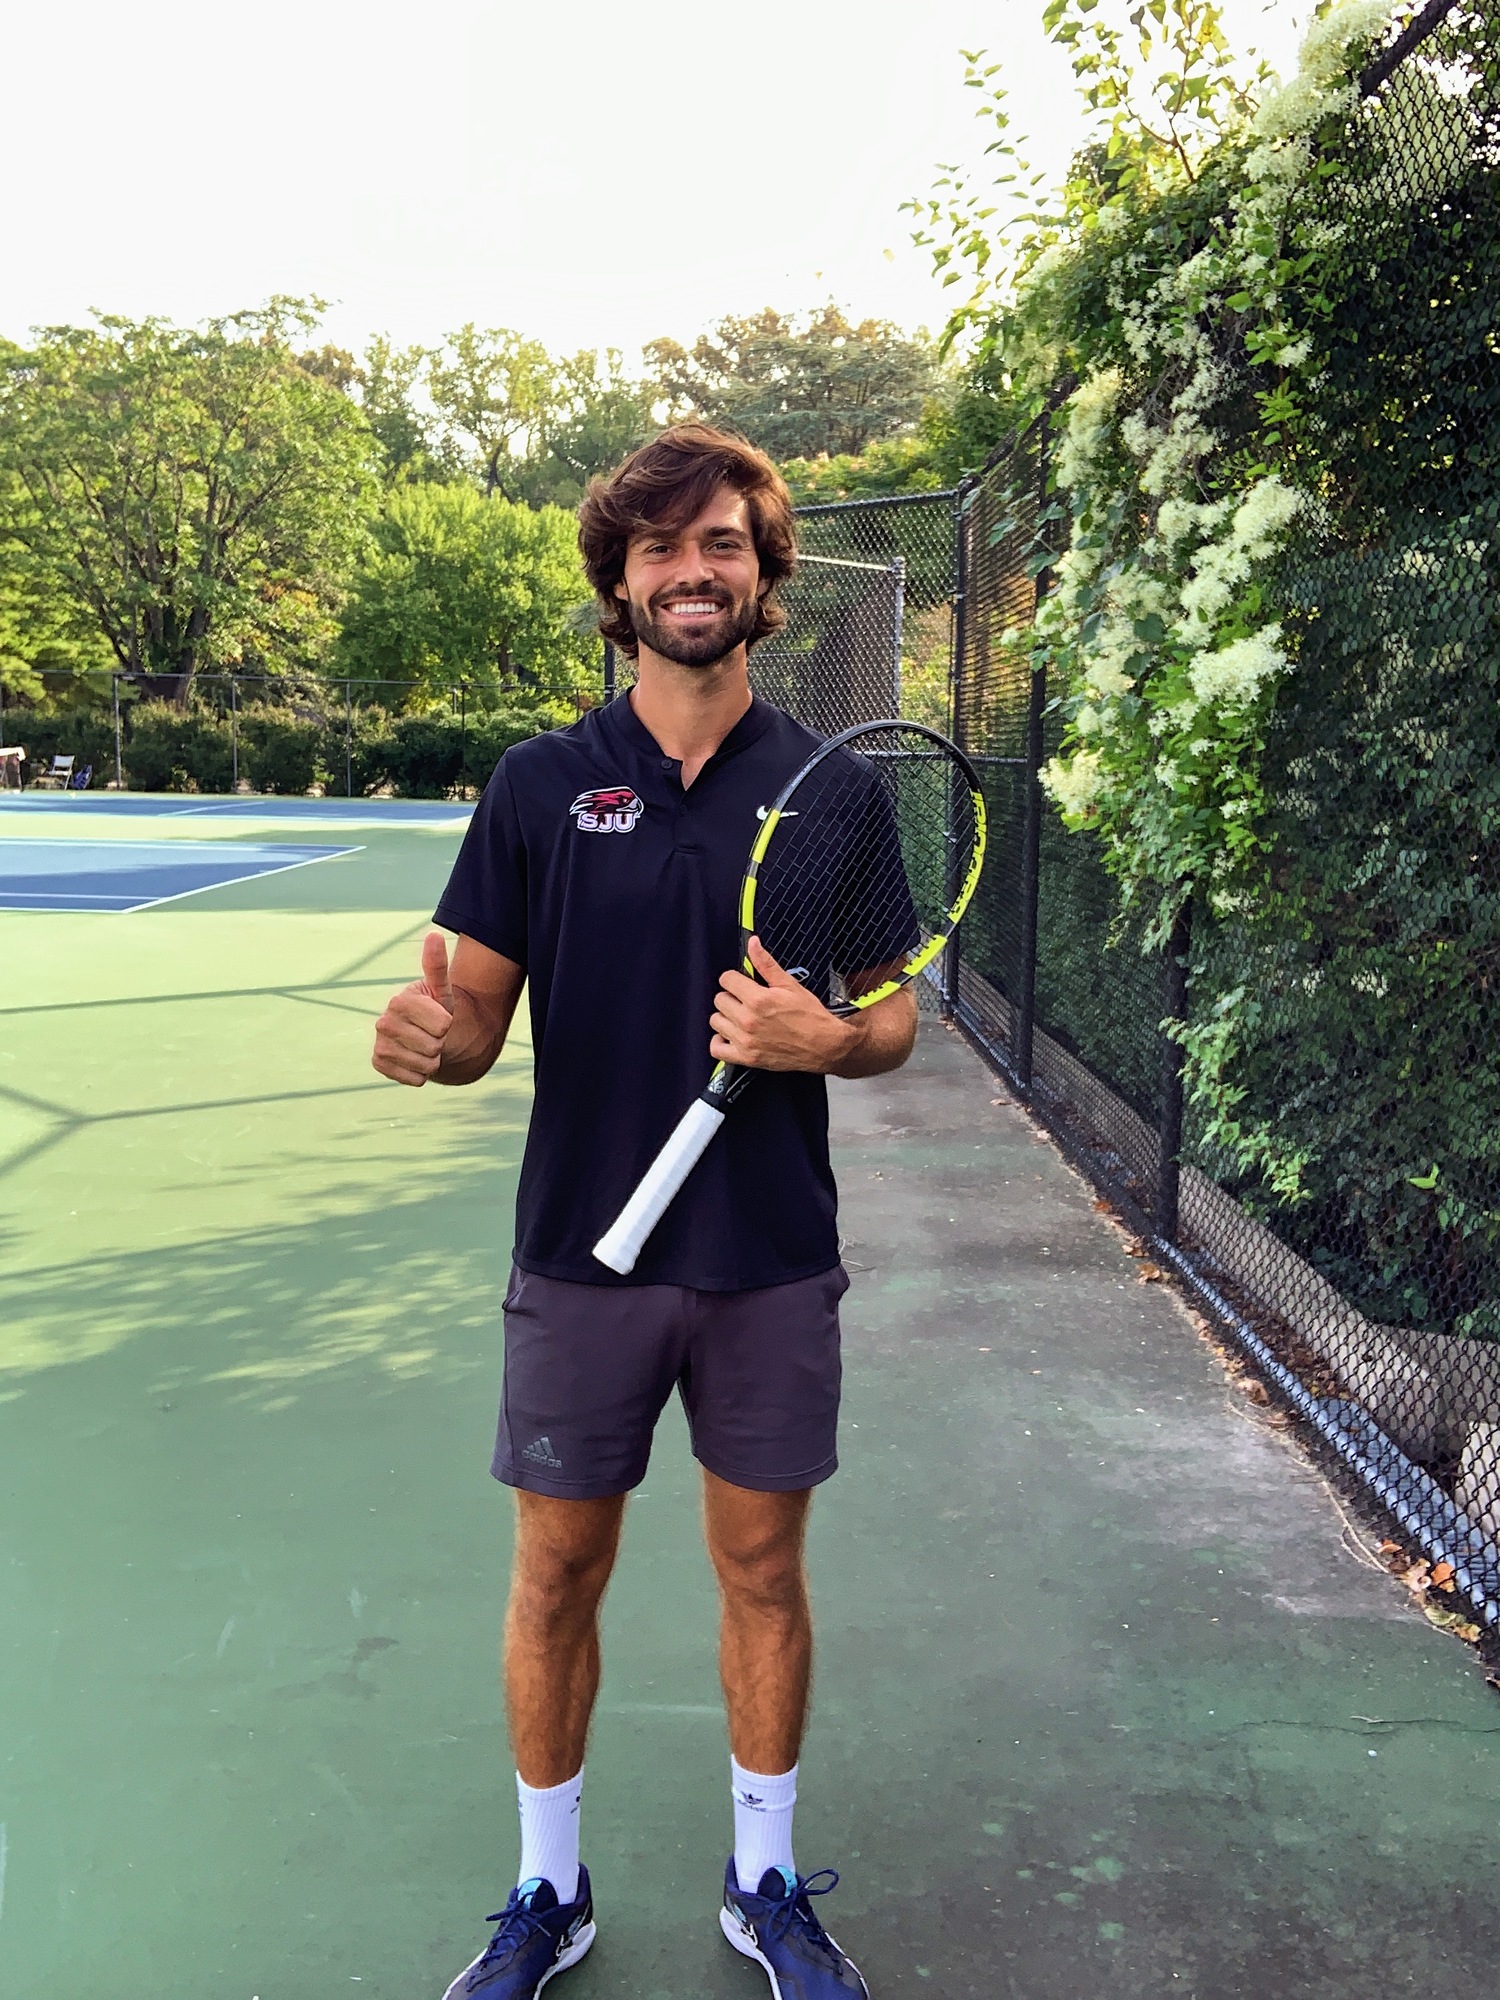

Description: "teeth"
666 601 720 614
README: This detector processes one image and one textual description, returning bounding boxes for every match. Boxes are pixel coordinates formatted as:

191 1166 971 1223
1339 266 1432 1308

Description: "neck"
626 644 753 784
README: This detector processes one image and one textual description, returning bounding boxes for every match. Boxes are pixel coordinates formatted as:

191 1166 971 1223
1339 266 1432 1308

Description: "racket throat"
700 1061 737 1112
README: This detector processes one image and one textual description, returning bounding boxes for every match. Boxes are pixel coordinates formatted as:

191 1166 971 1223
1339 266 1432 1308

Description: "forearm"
433 982 515 1085
827 989 918 1080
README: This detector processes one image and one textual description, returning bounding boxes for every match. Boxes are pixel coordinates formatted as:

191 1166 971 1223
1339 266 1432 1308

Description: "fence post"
889 555 906 714
1014 437 1057 1093
460 684 468 793
1156 895 1193 1241
1013 659 1046 1091
230 676 239 790
942 488 971 1018
112 675 122 789
345 681 353 798
602 639 616 702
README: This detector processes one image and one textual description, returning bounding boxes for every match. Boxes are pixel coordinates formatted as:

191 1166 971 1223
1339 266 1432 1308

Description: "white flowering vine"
914 0 1406 1187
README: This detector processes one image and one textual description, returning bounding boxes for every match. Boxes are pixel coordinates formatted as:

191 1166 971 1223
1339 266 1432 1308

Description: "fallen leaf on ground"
1137 1264 1164 1283
1430 1561 1456 1591
1125 1239 1147 1258
1239 1379 1269 1405
1398 1560 1432 1595
1423 1605 1480 1641
1093 1199 1112 1213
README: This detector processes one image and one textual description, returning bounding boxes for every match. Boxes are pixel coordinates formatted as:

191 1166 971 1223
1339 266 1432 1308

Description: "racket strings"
750 725 979 1010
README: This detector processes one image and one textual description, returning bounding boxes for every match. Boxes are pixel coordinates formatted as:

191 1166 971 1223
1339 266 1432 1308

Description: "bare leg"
702 1469 814 1773
504 1490 626 1788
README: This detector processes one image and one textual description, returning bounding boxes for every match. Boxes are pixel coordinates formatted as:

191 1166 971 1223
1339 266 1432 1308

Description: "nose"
663 551 720 596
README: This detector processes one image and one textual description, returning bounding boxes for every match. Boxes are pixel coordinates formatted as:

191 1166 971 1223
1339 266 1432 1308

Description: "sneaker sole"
719 1907 786 1998
440 1920 596 2000
718 1906 870 1999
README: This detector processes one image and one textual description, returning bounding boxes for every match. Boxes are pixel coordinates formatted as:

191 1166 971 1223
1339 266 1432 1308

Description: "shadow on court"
3 830 1499 1997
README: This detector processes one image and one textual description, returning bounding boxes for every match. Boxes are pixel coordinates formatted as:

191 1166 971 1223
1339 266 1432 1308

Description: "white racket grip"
592 1097 727 1274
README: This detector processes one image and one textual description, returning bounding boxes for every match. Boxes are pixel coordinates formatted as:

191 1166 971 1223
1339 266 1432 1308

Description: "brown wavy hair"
578 423 797 657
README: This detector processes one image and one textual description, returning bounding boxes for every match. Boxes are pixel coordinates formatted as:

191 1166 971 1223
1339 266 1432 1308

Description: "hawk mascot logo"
570 785 644 834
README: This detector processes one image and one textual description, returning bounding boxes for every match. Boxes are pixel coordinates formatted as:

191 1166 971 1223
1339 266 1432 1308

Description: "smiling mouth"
659 598 728 620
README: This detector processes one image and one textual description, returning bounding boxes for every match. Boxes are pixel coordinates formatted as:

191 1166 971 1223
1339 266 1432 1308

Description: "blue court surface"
0 838 359 912
0 793 469 824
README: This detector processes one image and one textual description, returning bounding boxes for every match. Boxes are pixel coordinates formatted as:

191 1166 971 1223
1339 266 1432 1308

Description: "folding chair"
32 754 75 789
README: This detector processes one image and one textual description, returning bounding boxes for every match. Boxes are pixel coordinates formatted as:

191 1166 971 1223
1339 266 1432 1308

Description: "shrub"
335 698 575 797
237 704 325 794
123 702 235 793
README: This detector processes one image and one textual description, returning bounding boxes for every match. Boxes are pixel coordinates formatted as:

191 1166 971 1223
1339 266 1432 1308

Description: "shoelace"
472 1894 555 1978
763 1868 843 1960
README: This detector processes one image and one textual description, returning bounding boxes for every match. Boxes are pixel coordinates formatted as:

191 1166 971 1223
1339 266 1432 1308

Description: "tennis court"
4 808 1500 1997
0 793 468 823
0 838 361 912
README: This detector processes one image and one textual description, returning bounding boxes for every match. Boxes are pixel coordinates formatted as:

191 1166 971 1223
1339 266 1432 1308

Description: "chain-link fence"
790 6 1500 1635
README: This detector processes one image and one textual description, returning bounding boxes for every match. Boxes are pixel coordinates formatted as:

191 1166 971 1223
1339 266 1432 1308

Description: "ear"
613 579 629 600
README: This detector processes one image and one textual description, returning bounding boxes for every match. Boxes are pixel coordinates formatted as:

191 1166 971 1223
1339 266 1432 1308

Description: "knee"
711 1530 806 1614
512 1505 620 1625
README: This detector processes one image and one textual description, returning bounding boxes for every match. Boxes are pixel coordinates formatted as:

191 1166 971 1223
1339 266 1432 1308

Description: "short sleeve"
832 774 920 979
433 757 528 965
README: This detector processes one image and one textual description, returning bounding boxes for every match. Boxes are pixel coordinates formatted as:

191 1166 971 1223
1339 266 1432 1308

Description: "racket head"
739 719 987 1016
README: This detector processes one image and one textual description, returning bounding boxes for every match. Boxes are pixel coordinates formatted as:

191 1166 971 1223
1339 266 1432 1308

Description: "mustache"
647 585 733 613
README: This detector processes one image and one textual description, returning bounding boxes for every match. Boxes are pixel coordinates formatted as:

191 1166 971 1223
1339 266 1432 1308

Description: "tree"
644 305 939 459
359 336 447 485
427 324 556 497
336 482 595 704
0 299 377 702
298 344 361 393
516 349 657 507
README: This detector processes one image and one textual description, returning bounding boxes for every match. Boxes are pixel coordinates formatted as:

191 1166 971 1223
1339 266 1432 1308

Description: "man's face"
615 485 767 668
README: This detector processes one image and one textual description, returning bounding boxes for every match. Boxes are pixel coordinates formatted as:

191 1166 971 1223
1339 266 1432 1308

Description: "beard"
626 587 759 668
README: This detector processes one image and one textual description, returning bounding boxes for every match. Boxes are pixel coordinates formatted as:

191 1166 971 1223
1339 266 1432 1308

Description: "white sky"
7 0 1315 366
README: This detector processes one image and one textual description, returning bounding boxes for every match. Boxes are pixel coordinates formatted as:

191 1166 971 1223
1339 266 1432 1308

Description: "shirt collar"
602 690 774 772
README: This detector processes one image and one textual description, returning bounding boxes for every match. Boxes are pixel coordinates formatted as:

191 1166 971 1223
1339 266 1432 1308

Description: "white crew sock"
731 1756 798 1893
516 1766 583 1905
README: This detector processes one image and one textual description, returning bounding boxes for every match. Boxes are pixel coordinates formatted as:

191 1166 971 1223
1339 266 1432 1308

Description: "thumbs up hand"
420 929 454 1012
373 930 458 1086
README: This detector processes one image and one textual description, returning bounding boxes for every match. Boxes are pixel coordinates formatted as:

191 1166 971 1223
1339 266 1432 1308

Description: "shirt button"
661 757 676 771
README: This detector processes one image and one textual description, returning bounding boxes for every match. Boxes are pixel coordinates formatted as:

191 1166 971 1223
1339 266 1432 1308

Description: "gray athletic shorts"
493 1263 850 1500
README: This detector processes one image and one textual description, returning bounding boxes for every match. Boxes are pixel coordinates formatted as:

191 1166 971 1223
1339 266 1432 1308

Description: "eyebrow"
634 520 752 545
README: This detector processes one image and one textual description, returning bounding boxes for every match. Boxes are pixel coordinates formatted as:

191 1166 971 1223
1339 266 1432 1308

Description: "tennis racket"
592 719 987 1275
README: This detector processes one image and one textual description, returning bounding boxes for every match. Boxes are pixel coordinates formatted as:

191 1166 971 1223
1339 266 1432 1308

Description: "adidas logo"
522 1435 564 1469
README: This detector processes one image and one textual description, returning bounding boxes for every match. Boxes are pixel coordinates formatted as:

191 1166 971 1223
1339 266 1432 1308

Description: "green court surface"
4 810 1500 1997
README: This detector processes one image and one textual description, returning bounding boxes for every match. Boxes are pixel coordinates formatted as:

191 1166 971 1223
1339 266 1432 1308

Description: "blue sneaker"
720 1860 871 1997
440 1869 596 1998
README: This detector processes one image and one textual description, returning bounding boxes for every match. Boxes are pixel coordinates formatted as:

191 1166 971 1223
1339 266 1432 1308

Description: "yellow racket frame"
731 718 987 1042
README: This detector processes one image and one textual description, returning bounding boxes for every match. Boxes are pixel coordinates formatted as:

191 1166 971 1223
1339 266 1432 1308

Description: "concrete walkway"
3 829 1498 1997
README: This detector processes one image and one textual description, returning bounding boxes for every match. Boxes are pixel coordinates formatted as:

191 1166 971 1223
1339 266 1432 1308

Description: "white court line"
0 846 361 914
122 846 363 911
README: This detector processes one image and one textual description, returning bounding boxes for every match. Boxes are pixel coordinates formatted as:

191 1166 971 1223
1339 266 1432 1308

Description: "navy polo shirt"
434 693 844 1291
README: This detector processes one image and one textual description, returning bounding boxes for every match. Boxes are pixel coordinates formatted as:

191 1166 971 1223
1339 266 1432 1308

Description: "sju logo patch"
570 785 644 833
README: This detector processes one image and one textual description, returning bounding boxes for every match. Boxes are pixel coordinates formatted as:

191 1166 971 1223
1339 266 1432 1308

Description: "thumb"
747 934 799 987
421 930 454 1012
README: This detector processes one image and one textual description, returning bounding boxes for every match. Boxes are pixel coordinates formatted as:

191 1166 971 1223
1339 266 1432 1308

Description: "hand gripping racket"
592 719 987 1275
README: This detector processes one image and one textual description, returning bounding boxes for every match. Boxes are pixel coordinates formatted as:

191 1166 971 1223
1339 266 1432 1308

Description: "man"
372 424 917 1999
